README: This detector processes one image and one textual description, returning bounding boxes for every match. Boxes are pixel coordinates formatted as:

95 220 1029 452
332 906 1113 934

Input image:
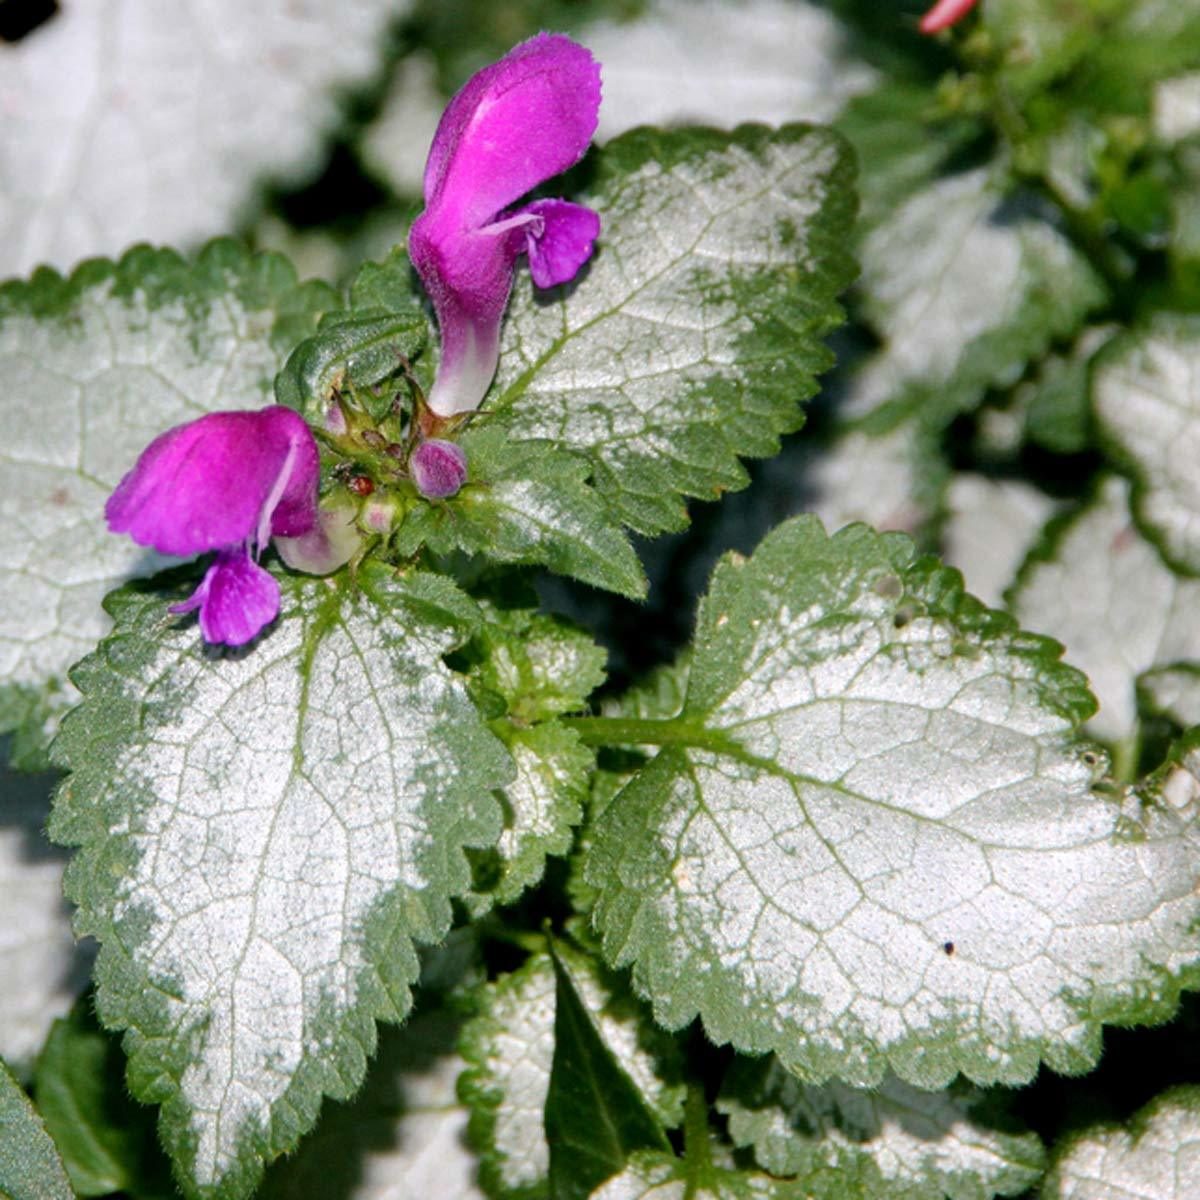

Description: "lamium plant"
3 4 1200 1200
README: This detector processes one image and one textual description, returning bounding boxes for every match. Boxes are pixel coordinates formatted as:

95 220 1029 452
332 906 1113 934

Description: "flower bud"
411 439 468 499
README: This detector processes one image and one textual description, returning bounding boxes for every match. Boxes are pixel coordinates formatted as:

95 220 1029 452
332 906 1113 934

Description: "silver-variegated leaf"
458 946 683 1200
1012 476 1200 747
1041 1086 1200 1200
942 475 1058 609
0 755 90 1073
718 1056 1044 1200
587 0 877 141
1094 313 1200 574
586 517 1200 1088
492 123 857 535
0 1 405 277
844 166 1105 427
51 566 511 1200
0 244 332 761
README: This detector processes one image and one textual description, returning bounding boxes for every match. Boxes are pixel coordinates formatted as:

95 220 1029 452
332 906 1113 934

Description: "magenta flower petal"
409 33 602 418
422 33 601 230
106 406 320 556
520 199 601 288
170 549 281 647
107 405 320 646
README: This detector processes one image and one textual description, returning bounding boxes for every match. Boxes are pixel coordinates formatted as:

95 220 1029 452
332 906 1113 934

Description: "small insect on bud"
411 438 468 499
348 475 375 497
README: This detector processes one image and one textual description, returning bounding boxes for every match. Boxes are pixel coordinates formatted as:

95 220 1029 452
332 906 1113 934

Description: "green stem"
1111 723 1143 785
561 715 728 752
681 1080 712 1197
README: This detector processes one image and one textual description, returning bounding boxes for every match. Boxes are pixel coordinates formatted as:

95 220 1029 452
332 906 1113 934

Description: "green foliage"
34 1000 172 1198
7 6 1200 1200
848 165 1107 432
1093 313 1200 575
544 946 671 1200
492 122 858 534
458 604 607 909
392 428 646 598
1040 1084 1200 1200
718 1055 1045 1200
0 1057 73 1200
0 241 334 766
458 942 683 1200
275 249 429 426
585 517 1200 1087
589 1147 805 1200
49 565 511 1199
1011 476 1200 749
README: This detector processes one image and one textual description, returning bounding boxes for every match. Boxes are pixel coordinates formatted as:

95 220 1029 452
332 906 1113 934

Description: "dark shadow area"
0 0 57 43
258 999 472 1200
1015 991 1200 1148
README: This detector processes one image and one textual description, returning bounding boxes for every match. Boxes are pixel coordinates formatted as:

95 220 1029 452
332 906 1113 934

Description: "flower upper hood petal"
422 32 601 231
409 33 602 418
105 406 320 558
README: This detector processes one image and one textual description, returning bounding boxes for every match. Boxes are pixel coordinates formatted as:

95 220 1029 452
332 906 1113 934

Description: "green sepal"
275 248 429 424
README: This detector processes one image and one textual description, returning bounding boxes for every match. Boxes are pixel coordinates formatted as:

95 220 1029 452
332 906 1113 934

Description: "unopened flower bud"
411 439 468 499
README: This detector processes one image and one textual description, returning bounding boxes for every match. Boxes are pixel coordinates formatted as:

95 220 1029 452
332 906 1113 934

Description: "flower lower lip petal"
171 549 282 647
107 405 320 646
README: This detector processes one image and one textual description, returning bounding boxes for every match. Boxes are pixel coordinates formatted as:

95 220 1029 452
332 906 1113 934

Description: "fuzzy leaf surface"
586 517 1200 1088
461 606 606 911
1012 476 1200 746
1094 313 1200 574
0 1 405 277
491 122 857 535
50 565 511 1200
1040 1085 1200 1200
393 429 646 599
718 1055 1045 1200
458 945 684 1200
0 242 334 763
0 1057 73 1200
274 249 429 426
845 167 1106 430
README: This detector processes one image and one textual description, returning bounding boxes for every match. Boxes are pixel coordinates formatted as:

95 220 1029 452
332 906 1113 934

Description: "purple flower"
106 406 320 646
409 33 602 419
